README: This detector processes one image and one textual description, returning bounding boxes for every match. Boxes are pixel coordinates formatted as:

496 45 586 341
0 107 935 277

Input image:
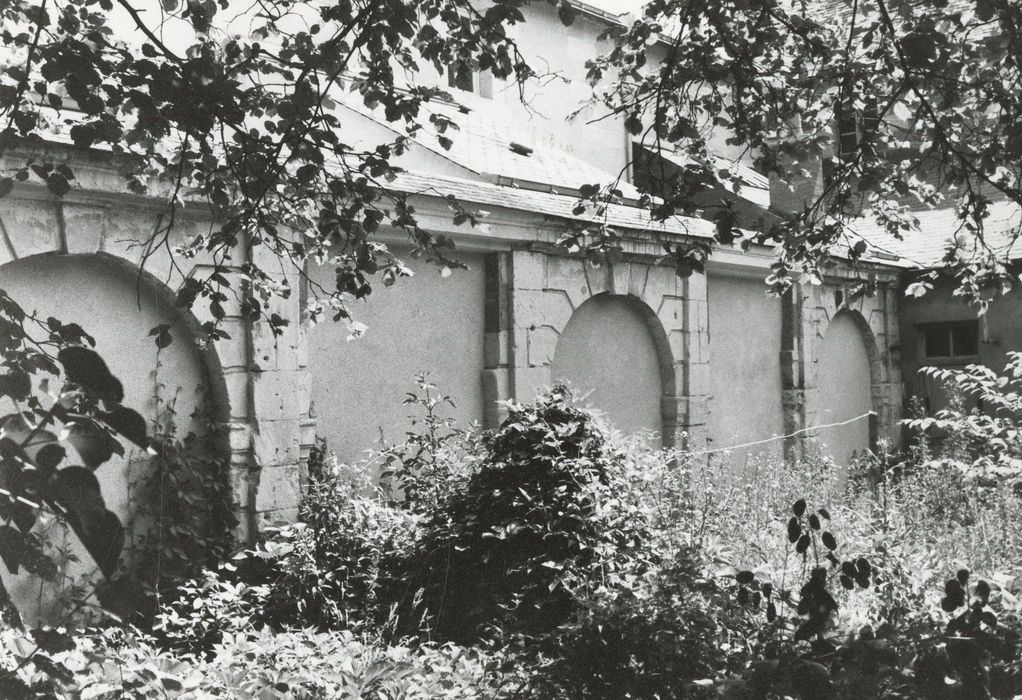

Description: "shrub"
399 386 626 643
0 624 516 698
226 458 419 637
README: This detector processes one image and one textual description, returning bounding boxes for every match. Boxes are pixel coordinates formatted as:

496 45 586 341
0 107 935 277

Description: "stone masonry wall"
781 271 904 460
482 244 712 449
0 174 313 543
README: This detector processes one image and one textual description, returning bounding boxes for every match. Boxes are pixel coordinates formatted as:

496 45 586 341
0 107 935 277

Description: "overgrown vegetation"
3 368 1022 698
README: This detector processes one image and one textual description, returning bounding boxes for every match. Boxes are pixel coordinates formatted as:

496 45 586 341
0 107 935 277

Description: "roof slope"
339 93 641 199
390 168 715 239
847 201 1022 268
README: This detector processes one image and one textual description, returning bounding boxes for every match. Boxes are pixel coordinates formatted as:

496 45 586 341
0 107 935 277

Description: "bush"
400 386 623 643
0 624 516 698
16 374 1022 699
246 463 419 635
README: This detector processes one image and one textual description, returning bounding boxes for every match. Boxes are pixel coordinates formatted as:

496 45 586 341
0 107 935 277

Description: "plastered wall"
550 294 664 445
706 272 784 466
306 249 486 462
815 312 873 465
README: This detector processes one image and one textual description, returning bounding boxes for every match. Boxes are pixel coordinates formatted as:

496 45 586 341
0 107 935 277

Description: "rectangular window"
922 321 979 360
446 63 493 98
447 63 475 93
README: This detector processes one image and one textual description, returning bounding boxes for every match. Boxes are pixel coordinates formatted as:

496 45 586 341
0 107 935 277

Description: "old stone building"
0 0 933 548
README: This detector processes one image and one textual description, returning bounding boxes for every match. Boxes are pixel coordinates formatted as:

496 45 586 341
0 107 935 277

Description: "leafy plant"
907 352 1022 488
400 385 621 643
125 405 235 618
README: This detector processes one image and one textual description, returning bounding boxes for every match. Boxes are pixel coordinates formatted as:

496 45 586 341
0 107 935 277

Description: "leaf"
0 525 24 574
796 533 811 554
58 347 123 403
30 628 75 655
101 406 147 449
735 570 755 585
51 466 105 515
557 1 575 26
808 513 820 530
821 531 837 550
69 508 123 578
46 173 71 197
787 516 801 543
96 576 152 621
65 419 122 469
792 499 806 516
0 675 33 700
148 324 173 349
1 415 63 475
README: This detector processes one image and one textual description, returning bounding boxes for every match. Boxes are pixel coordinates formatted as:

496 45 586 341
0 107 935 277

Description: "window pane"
447 64 474 92
951 321 979 356
923 325 951 357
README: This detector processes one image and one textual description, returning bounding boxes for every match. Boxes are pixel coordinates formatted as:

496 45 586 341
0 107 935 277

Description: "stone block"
481 368 511 428
688 328 710 365
251 317 301 372
299 417 317 462
2 198 61 258
257 507 300 529
254 463 303 513
62 202 107 254
252 418 301 468
296 321 309 369
656 295 685 331
583 260 611 297
609 261 631 296
511 250 546 289
545 255 589 307
527 325 559 367
627 263 649 299
688 298 709 335
251 368 307 421
646 265 682 300
223 369 250 421
484 329 509 367
686 361 712 398
514 288 574 331
213 318 249 370
227 421 253 454
228 465 257 511
666 328 686 363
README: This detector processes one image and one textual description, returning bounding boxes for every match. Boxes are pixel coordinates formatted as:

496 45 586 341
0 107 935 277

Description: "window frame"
446 63 493 98
918 320 980 364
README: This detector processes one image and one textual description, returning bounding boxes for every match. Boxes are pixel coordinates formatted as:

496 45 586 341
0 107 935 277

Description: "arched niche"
815 310 876 466
550 293 670 446
0 252 226 616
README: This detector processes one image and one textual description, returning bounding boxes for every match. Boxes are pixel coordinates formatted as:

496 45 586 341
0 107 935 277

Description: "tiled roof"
845 201 1022 268
390 169 715 239
648 145 771 208
340 94 642 199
